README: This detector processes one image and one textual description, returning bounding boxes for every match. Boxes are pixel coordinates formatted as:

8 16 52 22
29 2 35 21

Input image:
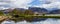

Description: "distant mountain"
2 8 26 14
4 8 26 12
15 8 25 10
46 8 58 12
28 7 48 13
15 8 26 12
49 9 60 14
2 8 14 14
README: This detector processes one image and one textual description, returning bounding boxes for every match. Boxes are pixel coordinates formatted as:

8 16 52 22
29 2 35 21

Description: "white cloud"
0 2 8 5
39 0 60 4
31 0 60 10
0 0 33 10
10 0 33 9
0 0 11 10
39 2 60 8
0 7 9 10
1 0 60 10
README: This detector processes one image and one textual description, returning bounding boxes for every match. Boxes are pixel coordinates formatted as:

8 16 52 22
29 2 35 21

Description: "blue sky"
29 0 41 6
0 0 60 10
28 0 48 7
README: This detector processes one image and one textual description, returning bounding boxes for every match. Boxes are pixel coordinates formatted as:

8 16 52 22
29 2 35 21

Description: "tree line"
8 9 34 16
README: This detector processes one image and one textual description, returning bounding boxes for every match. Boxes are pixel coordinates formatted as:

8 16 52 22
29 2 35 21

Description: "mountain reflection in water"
1 18 60 24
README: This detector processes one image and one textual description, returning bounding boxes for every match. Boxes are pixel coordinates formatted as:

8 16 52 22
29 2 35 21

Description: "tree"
10 9 18 14
24 10 34 16
42 14 45 16
0 11 4 15
9 9 24 16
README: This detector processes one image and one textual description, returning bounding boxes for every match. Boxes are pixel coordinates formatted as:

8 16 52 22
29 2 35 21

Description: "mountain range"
1 7 60 14
49 9 60 14
28 7 48 14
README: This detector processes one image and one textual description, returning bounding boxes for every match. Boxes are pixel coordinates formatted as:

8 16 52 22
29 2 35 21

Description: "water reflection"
16 20 32 24
16 18 60 24
32 18 47 22
1 18 60 24
26 18 47 22
1 20 15 24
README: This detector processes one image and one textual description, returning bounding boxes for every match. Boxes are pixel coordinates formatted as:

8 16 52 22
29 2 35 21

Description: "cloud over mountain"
31 0 60 10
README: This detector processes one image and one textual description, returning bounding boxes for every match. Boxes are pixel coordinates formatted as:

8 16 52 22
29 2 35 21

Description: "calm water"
1 18 60 24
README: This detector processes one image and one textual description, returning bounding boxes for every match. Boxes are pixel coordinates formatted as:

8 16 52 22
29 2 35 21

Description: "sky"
0 0 60 10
